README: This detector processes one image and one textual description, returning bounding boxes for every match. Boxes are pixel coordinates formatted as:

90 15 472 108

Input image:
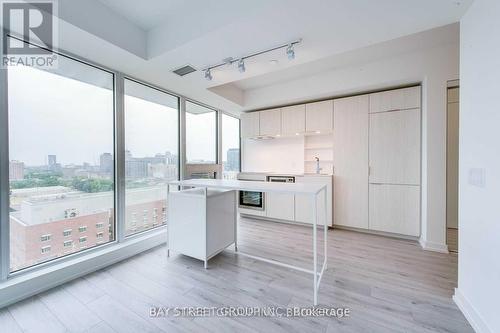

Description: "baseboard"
453 288 493 333
419 238 449 253
334 225 419 241
240 213 332 228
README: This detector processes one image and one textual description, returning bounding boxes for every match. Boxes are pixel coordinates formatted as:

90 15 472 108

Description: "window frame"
221 112 242 175
185 100 219 165
122 77 181 238
0 32 217 284
1 34 118 276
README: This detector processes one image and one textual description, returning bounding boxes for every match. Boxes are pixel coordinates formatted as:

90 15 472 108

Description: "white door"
369 108 421 185
240 112 259 138
282 104 305 135
259 108 282 136
332 95 369 229
305 100 333 133
266 193 295 221
369 184 420 236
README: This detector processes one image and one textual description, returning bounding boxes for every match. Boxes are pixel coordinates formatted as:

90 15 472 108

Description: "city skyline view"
8 66 239 166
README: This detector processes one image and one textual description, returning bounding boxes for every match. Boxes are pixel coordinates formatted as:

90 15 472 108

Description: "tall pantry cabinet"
368 86 421 236
332 95 369 229
333 86 421 237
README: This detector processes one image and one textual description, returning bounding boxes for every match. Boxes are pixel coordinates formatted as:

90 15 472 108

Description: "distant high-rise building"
226 148 240 171
9 161 25 180
48 155 56 167
99 153 113 174
47 155 61 172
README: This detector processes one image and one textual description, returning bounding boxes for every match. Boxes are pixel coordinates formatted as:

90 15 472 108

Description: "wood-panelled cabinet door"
282 104 306 135
259 108 282 136
369 184 420 236
369 86 421 113
369 108 421 185
305 100 333 133
332 95 369 229
240 112 260 138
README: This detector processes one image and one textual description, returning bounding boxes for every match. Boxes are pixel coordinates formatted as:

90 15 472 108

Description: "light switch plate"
468 168 486 187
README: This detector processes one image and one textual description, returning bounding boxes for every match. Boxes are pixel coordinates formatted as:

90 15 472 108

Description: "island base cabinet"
369 184 420 237
266 192 295 221
168 188 236 264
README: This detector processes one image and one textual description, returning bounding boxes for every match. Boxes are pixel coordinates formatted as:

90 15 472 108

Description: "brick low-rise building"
9 186 168 271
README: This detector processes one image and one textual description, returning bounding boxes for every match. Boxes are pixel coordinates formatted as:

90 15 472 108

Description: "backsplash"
242 136 305 174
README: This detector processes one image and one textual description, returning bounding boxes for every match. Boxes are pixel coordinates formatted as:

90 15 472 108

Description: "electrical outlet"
468 168 485 187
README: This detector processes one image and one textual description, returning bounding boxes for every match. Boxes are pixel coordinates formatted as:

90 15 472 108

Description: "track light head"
238 59 245 73
204 68 212 81
286 44 295 60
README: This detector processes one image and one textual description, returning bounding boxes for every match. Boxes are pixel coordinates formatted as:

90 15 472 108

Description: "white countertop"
169 179 326 195
239 172 333 177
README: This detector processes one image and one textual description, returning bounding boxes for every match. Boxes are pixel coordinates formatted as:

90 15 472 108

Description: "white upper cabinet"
240 112 260 138
305 100 333 133
259 108 282 136
369 108 421 185
369 86 421 113
281 104 306 135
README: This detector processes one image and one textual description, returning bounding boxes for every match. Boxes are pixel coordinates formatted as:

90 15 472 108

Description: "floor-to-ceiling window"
124 79 179 237
7 42 115 272
185 101 217 164
221 113 240 180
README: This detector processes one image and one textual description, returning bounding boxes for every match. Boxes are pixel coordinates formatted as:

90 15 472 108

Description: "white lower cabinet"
266 192 295 221
294 190 327 226
295 176 332 226
369 184 420 237
294 193 313 223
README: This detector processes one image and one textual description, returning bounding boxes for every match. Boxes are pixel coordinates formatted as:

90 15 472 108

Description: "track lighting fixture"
204 68 212 81
238 59 245 73
286 44 295 60
203 39 301 81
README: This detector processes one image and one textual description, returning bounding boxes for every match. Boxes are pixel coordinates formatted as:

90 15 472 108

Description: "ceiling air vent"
172 65 197 77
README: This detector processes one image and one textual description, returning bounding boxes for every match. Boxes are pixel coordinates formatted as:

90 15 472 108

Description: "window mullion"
114 73 126 242
0 66 10 280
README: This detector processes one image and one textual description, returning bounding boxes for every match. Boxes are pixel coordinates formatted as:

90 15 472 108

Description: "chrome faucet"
315 157 322 174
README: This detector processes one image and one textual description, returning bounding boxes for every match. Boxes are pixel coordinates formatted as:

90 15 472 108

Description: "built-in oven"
239 190 265 210
237 173 266 211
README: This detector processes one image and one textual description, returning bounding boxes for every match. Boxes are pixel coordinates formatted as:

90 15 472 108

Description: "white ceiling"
97 0 183 31
54 0 472 114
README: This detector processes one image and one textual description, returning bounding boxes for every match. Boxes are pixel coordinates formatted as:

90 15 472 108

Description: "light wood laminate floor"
0 217 472 333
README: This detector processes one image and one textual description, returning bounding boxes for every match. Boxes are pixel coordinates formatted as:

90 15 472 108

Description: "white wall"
454 1 500 332
244 26 459 252
242 137 304 174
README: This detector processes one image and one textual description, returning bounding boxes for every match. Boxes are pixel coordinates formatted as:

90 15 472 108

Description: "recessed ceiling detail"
54 0 473 114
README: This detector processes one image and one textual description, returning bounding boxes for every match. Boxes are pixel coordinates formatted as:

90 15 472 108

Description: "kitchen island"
167 178 328 305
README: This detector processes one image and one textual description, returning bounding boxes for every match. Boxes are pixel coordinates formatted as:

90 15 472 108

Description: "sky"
8 65 239 167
